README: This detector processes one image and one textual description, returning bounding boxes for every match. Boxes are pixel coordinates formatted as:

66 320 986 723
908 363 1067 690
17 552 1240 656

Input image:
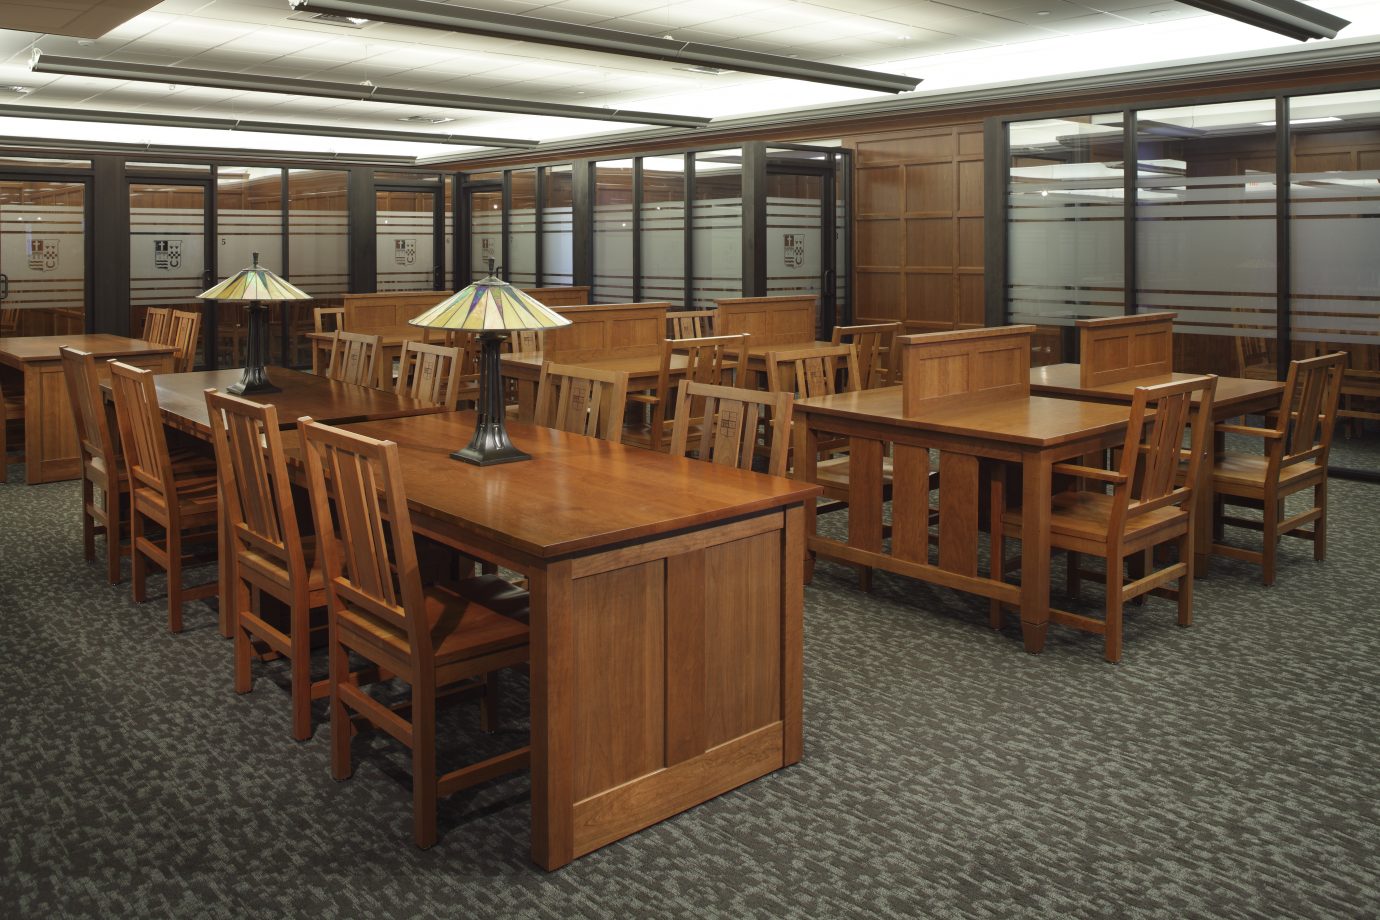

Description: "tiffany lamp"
198 252 312 395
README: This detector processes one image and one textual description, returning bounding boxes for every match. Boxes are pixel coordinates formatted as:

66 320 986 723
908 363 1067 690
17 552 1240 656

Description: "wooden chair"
324 330 382 388
669 380 793 478
298 418 530 849
107 361 219 633
206 390 330 740
1235 335 1277 380
626 333 747 452
832 322 902 389
667 309 716 339
396 341 465 409
168 309 202 372
533 362 630 443
0 378 21 483
141 307 172 343
60 347 128 580
0 305 19 335
1211 352 1345 586
313 306 345 334
510 329 543 354
992 375 1218 662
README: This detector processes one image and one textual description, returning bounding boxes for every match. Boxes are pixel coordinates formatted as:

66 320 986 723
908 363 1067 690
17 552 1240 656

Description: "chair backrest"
206 389 305 583
667 309 716 339
1108 375 1217 538
168 309 202 372
511 329 543 354
395 340 463 408
142 307 172 343
58 346 119 474
765 343 860 397
107 360 176 501
1235 335 1273 378
314 306 345 334
669 380 793 478
1271 352 1347 470
0 306 20 335
832 322 901 389
298 418 431 668
654 332 746 398
534 362 630 443
325 330 382 387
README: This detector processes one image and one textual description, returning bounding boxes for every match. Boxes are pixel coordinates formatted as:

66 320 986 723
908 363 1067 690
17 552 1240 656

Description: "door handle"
0 272 8 302
202 269 213 288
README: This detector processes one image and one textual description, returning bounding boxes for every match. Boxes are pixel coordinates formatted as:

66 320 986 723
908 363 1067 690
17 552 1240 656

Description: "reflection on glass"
593 160 634 303
542 166 573 286
217 167 283 366
376 188 436 292
509 169 537 287
1007 114 1124 365
1136 100 1277 375
444 176 455 290
641 156 685 308
692 150 742 309
469 187 502 280
765 171 823 299
287 169 348 301
129 181 205 359
0 179 86 336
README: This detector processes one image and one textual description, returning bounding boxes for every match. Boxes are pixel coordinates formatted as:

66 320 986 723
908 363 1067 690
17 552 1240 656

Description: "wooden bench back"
899 325 1034 416
540 302 669 362
341 286 591 336
1077 312 1176 388
715 295 816 346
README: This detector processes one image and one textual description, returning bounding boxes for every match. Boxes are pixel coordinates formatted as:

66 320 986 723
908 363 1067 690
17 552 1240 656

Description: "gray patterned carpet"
2 448 1379 920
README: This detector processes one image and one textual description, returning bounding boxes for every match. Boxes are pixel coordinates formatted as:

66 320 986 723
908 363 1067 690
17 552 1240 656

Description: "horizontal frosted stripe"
1292 203 1380 217
1292 331 1380 344
1139 174 1277 188
1008 204 1124 219
1291 297 1380 313
1137 203 1276 219
1137 290 1275 309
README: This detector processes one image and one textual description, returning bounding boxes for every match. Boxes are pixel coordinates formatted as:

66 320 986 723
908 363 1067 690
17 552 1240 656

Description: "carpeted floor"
2 450 1379 920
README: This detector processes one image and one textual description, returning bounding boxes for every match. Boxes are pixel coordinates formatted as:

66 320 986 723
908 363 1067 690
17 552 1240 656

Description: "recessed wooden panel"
858 165 903 214
543 302 668 361
716 295 815 345
572 560 665 802
957 217 984 269
900 325 1034 415
912 352 970 400
905 163 955 214
906 218 954 268
906 272 953 322
1078 312 1176 387
908 130 957 160
957 273 986 327
609 317 660 349
938 452 979 577
856 137 919 165
857 218 902 268
857 272 903 320
958 129 985 157
974 343 1026 391
703 531 782 749
1090 336 1130 374
958 161 985 213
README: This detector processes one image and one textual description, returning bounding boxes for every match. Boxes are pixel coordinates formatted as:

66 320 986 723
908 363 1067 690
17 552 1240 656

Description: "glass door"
129 180 212 365
0 177 87 336
765 154 838 337
465 183 504 281
376 186 442 291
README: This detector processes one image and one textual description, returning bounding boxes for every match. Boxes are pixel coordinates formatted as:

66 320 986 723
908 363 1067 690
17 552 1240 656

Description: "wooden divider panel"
716 295 817 346
342 287 593 336
542 302 669 361
1078 312 1176 387
899 325 1033 416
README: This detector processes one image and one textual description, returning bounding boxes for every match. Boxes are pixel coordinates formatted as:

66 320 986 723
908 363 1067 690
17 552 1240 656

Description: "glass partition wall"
998 87 1380 478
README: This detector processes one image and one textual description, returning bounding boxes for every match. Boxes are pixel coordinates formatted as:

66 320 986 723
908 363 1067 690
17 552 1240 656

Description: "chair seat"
816 454 894 490
1213 451 1323 490
134 474 219 523
453 573 530 621
345 582 529 665
236 534 327 598
1004 490 1186 544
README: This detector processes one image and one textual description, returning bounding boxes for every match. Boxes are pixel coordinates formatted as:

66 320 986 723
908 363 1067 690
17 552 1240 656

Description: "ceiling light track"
287 0 921 94
0 103 538 148
29 52 711 128
1173 0 1349 41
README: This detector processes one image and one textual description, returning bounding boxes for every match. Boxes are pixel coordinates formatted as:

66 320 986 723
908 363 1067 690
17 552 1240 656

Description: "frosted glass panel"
692 151 742 309
287 169 348 299
0 180 85 336
641 157 685 307
129 183 205 344
765 195 822 296
541 166 573 286
593 160 634 303
469 188 502 280
1135 100 1277 375
508 169 537 287
1007 115 1125 364
376 190 435 292
217 167 283 367
444 178 454 290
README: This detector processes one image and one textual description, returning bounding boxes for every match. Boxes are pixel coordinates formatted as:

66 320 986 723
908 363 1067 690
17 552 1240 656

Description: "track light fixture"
0 102 539 148
1174 0 1348 41
29 52 711 129
287 0 921 94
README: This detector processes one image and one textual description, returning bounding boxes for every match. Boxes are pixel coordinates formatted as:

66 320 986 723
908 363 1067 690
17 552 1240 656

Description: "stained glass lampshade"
409 264 571 465
198 252 312 395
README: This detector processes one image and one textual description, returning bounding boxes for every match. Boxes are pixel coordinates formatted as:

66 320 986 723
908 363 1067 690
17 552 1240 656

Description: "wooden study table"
0 334 175 483
335 411 819 869
1029 362 1285 567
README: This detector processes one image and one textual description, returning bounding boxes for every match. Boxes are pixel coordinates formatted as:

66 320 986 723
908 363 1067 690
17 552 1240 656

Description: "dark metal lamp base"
451 419 530 466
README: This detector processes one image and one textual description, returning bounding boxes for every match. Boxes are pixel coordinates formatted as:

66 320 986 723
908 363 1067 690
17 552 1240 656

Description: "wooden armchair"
396 341 465 409
831 322 901 389
626 333 747 452
667 309 716 339
141 307 172 343
324 330 382 387
0 378 22 483
168 309 202 372
1211 352 1345 586
992 375 1217 662
669 380 793 477
534 362 630 443
1235 335 1276 380
108 361 219 633
298 418 530 848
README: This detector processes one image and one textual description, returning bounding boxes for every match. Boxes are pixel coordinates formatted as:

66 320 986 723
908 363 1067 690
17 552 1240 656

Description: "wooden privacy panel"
900 325 1033 415
542 302 668 360
716 295 816 345
342 286 591 336
1078 312 1176 387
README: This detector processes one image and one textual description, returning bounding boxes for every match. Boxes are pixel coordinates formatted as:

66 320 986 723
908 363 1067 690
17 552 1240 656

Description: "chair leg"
988 475 1005 629
232 572 252 695
1261 496 1279 587
480 672 499 733
82 478 96 563
1066 551 1081 599
131 508 148 603
329 629 353 782
290 586 312 742
166 528 184 634
1314 480 1328 562
412 688 438 849
1177 533 1194 628
1104 552 1124 664
106 489 124 585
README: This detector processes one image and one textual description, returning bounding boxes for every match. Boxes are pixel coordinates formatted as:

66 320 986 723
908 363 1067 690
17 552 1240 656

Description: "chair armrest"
1215 423 1282 439
627 393 659 405
1051 463 1127 484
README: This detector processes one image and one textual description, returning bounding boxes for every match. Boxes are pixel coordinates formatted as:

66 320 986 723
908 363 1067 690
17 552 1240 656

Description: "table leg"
795 419 819 583
1019 453 1053 653
529 560 575 871
1196 428 1225 572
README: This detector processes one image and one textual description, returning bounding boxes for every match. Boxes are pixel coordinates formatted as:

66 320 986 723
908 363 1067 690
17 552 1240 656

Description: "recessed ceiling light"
676 64 726 75
1257 116 1342 126
398 114 455 124
7 85 32 94
1035 10 1051 16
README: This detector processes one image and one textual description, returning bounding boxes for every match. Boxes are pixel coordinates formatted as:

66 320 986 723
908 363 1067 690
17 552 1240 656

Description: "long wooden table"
1029 363 1285 567
0 334 175 483
336 411 818 869
793 385 1132 653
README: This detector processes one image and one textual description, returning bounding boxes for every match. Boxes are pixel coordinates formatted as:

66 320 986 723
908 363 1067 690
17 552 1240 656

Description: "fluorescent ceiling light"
1257 116 1342 125
29 52 711 129
287 0 921 94
0 103 538 148
1173 0 1349 41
